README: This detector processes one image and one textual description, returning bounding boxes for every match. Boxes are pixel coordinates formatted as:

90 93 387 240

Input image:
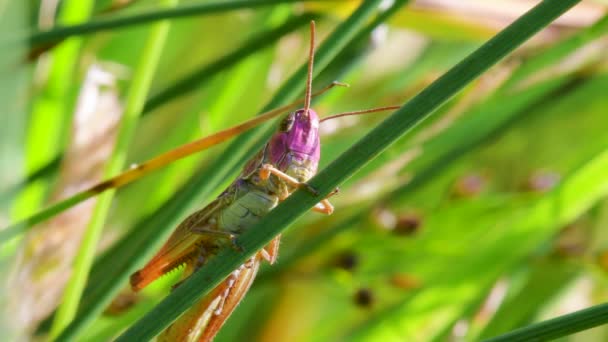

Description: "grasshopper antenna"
304 20 315 116
320 106 401 123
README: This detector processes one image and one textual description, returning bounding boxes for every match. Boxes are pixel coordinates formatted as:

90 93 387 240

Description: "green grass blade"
478 260 580 340
9 0 314 47
484 303 608 342
502 14 608 90
0 156 59 208
0 191 96 242
12 0 95 231
49 0 178 338
143 12 316 113
114 0 581 340
483 150 608 342
5 0 95 336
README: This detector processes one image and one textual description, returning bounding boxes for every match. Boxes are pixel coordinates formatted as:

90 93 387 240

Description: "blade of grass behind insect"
0 1 30 338
7 0 317 47
134 58 269 216
48 0 178 337
390 8 497 41
481 202 608 341
142 11 316 113
11 0 94 229
0 14 312 241
481 152 608 342
501 14 608 90
483 303 608 342
6 1 94 333
476 260 581 340
115 1 581 340
0 158 59 208
54 2 395 340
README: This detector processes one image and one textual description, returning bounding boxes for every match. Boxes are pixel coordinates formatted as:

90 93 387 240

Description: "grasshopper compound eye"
279 113 295 132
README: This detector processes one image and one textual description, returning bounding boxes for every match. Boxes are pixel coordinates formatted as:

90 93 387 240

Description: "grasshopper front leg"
260 164 335 215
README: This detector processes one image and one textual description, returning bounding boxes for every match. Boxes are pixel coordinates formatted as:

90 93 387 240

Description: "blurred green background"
1 0 608 341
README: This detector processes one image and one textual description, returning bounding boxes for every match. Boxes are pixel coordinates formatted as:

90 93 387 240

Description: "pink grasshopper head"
266 109 321 181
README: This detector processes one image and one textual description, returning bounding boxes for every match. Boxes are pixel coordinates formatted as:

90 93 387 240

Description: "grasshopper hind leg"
170 243 212 290
261 235 281 264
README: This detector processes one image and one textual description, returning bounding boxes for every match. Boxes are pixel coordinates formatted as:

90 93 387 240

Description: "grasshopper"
129 21 399 341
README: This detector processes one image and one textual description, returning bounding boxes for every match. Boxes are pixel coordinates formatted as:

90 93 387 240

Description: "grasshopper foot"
328 187 340 197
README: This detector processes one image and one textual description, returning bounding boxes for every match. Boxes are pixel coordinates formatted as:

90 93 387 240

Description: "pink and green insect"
129 21 399 341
